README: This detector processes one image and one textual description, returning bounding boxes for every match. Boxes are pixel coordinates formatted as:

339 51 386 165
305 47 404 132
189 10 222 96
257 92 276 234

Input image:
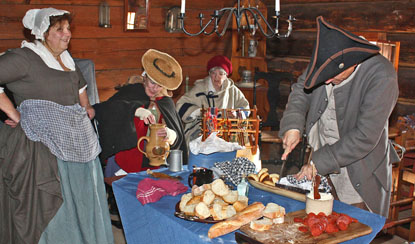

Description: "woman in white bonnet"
0 8 113 244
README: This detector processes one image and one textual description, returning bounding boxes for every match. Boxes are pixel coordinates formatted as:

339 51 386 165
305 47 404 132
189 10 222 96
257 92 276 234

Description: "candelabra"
178 0 295 38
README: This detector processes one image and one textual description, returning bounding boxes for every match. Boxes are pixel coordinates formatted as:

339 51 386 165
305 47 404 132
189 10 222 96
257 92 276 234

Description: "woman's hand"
281 129 301 160
5 118 19 128
85 105 95 120
4 111 21 128
135 107 155 124
156 127 168 138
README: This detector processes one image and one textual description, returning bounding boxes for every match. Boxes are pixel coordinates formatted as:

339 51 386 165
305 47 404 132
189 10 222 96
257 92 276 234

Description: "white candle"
181 0 186 14
275 0 280 12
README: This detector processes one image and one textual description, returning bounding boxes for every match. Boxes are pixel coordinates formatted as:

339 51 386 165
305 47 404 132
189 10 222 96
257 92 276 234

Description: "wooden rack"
201 106 261 154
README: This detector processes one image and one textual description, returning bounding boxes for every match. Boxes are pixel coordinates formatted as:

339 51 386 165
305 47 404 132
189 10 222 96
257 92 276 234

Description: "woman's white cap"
22 8 69 41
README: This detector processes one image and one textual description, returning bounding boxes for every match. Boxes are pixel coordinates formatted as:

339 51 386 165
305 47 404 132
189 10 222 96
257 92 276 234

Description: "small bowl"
305 192 334 216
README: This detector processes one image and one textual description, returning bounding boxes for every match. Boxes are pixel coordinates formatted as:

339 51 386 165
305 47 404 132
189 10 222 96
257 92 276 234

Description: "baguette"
208 202 265 239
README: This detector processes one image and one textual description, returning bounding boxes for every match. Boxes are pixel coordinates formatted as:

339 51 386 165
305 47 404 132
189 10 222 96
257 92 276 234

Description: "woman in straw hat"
94 49 188 175
0 8 113 244
176 55 249 144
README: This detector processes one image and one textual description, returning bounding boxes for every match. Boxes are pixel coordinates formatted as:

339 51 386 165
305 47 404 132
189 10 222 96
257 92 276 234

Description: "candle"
275 0 280 12
181 0 186 14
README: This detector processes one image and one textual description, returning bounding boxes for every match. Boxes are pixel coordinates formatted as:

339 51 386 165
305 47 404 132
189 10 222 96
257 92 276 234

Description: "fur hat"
141 49 182 90
207 55 232 75
304 16 380 89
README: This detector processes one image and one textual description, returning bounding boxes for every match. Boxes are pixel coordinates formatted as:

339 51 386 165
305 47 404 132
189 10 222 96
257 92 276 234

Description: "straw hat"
141 49 182 90
304 16 380 89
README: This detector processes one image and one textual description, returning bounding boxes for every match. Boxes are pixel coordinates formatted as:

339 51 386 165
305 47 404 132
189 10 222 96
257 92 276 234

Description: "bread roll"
257 168 268 180
221 205 236 219
179 193 193 212
187 195 203 206
183 204 196 216
222 190 238 204
233 200 248 212
248 173 259 182
213 197 228 206
250 217 273 231
269 173 280 182
259 172 270 182
272 216 284 224
238 195 249 205
202 189 215 205
263 202 285 219
192 183 211 196
195 202 211 220
211 203 224 220
208 202 265 239
263 180 274 186
211 179 229 196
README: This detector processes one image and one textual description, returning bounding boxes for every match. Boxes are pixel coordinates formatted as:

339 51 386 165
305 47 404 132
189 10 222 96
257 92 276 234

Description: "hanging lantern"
99 1 111 28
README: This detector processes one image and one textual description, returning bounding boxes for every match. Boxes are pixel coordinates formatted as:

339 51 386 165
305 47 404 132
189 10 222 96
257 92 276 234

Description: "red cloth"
136 178 188 205
115 101 164 173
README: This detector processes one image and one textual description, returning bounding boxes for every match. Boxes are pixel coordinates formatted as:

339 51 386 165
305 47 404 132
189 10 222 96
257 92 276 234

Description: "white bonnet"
22 8 69 41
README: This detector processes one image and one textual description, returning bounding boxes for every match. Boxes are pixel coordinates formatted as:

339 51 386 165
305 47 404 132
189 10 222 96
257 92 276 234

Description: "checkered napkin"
136 178 188 205
213 157 256 186
280 174 331 193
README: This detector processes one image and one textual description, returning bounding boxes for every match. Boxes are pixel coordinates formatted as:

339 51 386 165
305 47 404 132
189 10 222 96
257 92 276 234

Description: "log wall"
0 0 235 101
0 0 414 122
263 0 415 124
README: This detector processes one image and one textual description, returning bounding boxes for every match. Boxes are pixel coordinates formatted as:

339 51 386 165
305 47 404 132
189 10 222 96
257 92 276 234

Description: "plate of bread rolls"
248 168 307 202
174 178 249 223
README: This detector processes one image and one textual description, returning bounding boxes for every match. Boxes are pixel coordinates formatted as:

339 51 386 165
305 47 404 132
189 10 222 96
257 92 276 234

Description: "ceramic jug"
137 123 170 166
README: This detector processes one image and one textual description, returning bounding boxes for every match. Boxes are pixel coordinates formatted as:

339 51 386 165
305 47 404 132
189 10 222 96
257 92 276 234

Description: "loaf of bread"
208 202 265 239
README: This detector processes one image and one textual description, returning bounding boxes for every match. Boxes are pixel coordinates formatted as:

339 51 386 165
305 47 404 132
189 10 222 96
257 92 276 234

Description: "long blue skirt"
38 158 114 244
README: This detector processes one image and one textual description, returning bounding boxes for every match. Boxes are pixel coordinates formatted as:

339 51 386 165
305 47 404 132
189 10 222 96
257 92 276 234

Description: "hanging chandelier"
178 0 295 38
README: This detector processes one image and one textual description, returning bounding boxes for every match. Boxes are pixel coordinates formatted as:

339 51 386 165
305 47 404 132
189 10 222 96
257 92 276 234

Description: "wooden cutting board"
239 209 372 244
248 179 307 202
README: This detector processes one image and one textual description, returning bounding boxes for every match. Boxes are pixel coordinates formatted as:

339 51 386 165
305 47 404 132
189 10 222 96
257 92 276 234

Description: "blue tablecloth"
112 169 385 244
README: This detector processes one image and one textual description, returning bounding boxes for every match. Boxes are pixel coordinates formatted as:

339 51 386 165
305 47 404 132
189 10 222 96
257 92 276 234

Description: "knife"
274 183 309 194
